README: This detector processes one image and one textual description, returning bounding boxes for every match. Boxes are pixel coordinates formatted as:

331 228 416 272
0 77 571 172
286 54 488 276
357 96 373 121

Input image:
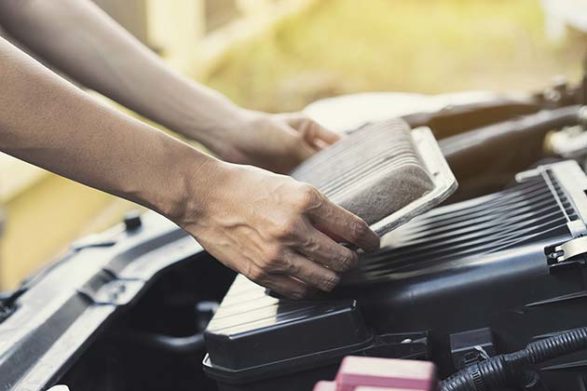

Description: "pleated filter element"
291 119 457 237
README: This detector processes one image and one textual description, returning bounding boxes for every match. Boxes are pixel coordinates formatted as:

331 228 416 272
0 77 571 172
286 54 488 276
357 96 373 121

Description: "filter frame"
369 126 458 236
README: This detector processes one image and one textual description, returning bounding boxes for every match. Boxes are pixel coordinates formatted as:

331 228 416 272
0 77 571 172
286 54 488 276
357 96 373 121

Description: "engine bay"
2 76 587 391
203 160 587 391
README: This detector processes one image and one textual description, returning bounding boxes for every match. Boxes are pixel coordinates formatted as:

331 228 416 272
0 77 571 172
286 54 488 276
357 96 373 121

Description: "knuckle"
301 235 319 252
263 245 285 267
335 250 359 272
247 266 268 282
296 185 321 211
285 260 300 275
273 221 298 240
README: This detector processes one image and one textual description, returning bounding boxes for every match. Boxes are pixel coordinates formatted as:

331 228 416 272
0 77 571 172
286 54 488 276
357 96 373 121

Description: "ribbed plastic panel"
205 276 369 370
343 168 579 285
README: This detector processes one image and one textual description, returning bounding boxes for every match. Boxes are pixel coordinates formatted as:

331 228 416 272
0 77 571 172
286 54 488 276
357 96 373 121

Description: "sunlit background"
0 0 585 289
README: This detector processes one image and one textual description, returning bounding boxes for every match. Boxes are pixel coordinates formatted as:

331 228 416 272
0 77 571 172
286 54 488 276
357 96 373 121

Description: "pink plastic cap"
314 381 337 391
336 356 437 391
355 388 426 391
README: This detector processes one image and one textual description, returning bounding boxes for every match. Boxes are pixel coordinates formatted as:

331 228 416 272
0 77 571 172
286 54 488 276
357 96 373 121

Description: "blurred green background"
1 0 585 288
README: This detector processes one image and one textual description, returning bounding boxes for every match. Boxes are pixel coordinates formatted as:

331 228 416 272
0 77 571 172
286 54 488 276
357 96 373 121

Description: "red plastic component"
356 388 425 391
316 382 420 391
335 356 437 391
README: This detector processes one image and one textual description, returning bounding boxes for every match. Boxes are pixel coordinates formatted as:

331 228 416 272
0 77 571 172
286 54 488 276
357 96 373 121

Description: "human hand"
208 110 340 173
177 160 380 299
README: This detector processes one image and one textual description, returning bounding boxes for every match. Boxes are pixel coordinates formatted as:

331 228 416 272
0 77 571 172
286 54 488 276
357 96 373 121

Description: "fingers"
282 250 341 291
301 120 340 149
208 169 379 300
246 184 377 299
296 218 359 272
306 191 380 253
282 113 341 149
241 226 343 294
244 258 330 299
252 244 342 293
260 274 311 300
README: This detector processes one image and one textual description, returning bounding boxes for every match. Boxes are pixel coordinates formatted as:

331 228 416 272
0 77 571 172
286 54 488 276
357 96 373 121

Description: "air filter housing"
204 160 587 391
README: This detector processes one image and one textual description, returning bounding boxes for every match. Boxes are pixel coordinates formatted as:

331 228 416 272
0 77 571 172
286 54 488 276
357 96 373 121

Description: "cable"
441 327 587 391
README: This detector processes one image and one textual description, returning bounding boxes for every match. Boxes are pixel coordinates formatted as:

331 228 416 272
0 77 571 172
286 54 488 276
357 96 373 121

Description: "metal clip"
551 236 587 263
546 237 587 272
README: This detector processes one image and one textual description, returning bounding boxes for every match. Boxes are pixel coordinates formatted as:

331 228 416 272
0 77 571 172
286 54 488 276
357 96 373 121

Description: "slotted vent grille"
344 171 578 284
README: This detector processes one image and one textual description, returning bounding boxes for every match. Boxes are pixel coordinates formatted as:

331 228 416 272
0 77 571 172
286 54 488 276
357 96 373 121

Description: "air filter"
291 119 457 236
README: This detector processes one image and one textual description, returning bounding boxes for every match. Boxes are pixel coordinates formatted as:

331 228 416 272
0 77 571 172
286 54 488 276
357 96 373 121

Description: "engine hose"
440 327 587 391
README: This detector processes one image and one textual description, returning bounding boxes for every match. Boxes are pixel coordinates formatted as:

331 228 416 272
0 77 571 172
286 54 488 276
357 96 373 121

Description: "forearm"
0 0 245 148
0 37 379 299
0 36 214 219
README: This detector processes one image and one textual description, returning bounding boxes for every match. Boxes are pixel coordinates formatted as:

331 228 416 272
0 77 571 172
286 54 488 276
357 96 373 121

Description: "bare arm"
0 37 379 298
0 0 340 173
0 35 205 219
0 0 240 146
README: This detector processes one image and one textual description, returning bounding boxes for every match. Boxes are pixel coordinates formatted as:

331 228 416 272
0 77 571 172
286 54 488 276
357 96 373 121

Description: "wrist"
194 107 258 151
138 136 222 225
171 86 255 147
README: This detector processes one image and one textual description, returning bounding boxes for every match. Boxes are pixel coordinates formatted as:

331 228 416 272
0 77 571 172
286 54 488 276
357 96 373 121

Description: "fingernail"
323 275 341 291
367 235 381 253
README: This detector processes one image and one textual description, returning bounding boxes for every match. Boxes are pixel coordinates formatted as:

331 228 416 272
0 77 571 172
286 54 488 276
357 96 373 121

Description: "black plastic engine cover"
203 160 587 391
